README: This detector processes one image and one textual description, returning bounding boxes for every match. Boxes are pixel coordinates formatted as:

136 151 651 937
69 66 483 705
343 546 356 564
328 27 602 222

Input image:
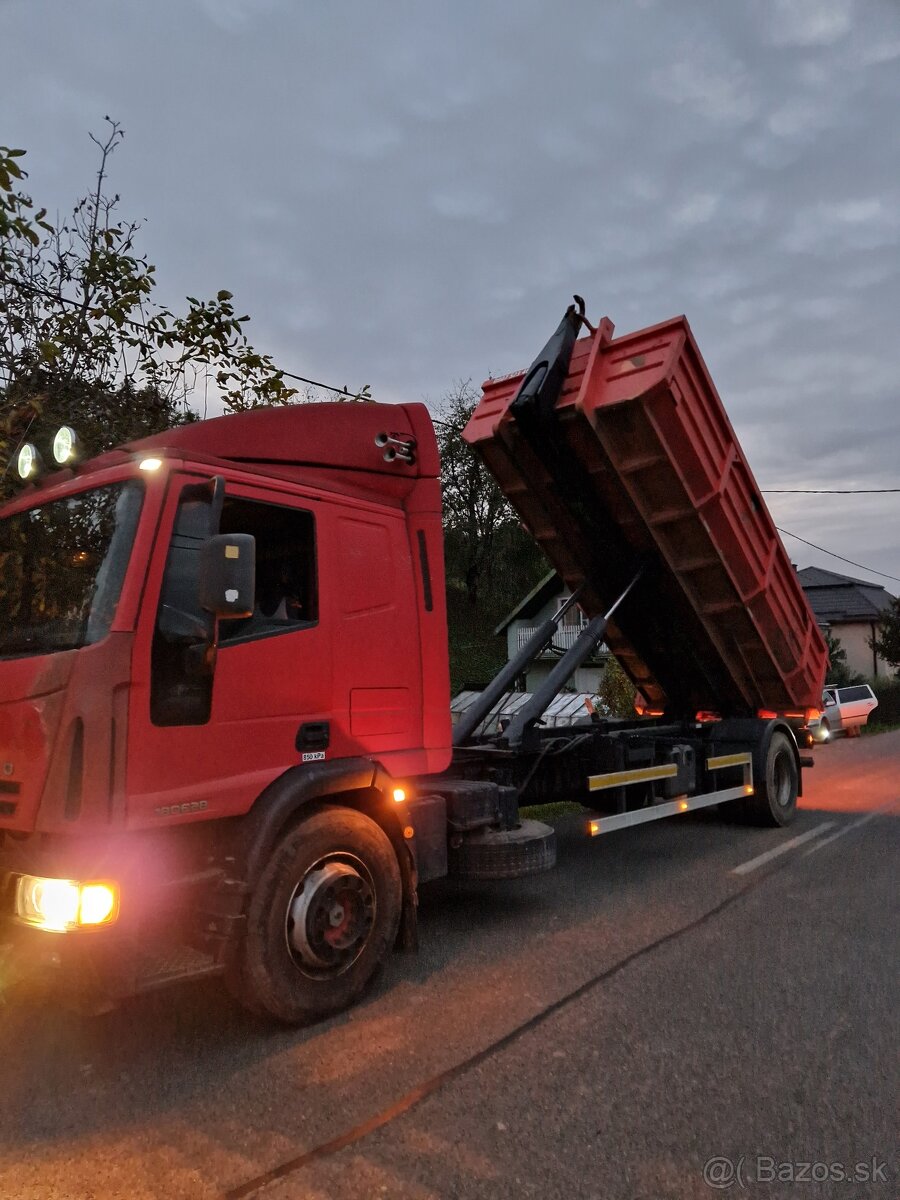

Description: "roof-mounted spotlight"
16 442 45 482
52 425 81 467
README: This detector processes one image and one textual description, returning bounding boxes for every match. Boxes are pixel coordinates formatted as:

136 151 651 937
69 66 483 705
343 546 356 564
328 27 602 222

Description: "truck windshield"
0 481 144 658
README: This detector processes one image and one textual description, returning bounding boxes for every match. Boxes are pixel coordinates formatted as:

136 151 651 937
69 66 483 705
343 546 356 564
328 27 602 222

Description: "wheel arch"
712 716 803 797
759 719 803 799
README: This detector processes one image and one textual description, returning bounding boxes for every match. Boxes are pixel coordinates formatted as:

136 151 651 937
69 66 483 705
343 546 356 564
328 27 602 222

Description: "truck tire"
742 730 798 827
227 805 401 1024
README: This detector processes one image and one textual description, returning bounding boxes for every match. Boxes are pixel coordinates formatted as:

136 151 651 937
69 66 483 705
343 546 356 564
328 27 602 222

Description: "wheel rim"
772 751 793 807
285 854 376 978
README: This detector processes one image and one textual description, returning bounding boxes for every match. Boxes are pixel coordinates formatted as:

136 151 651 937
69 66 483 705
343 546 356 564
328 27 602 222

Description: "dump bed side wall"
465 316 827 715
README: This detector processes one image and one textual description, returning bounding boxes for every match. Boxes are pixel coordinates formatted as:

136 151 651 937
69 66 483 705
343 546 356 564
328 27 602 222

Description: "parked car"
809 683 879 742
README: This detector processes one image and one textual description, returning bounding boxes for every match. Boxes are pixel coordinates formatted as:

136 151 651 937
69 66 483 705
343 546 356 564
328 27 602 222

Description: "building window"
562 596 587 627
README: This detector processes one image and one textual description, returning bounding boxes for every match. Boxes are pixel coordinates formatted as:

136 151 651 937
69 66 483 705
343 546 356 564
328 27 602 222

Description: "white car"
809 683 878 743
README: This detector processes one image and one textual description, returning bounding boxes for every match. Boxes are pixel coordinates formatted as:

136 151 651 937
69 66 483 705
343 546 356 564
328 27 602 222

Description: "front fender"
235 757 394 886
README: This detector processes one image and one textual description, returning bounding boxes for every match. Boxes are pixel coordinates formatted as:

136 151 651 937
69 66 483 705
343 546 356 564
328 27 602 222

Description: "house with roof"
494 570 610 693
495 562 893 692
796 566 895 680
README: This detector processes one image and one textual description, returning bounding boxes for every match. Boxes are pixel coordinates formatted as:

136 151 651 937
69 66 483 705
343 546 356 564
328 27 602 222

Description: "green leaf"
216 289 233 301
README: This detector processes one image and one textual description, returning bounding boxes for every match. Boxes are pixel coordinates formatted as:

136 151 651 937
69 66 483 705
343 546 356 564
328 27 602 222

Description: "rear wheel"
227 805 401 1024
742 730 798 827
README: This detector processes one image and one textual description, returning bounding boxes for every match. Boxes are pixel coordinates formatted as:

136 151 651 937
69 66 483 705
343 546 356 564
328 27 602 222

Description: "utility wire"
15 273 896 460
7 278 900 456
280 369 368 398
8 284 900 546
775 526 900 584
763 488 900 494
4 277 370 398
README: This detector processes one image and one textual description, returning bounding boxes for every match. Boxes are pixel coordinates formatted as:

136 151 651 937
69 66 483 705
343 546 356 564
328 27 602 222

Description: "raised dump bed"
464 311 828 717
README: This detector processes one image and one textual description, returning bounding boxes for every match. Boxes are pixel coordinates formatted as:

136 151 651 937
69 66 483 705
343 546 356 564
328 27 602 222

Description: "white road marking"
802 799 898 857
731 822 835 875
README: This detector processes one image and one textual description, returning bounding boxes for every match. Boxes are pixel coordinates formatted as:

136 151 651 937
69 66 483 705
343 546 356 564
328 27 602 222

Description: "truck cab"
0 403 453 1019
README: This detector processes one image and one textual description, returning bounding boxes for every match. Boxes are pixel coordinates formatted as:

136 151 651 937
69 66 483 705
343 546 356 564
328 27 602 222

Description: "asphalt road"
0 731 897 1200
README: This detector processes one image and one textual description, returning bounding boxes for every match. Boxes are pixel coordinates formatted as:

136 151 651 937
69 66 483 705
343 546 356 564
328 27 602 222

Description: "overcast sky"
4 0 899 586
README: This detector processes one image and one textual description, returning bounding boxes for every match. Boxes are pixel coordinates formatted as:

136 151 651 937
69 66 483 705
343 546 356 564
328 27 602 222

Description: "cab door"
127 476 337 826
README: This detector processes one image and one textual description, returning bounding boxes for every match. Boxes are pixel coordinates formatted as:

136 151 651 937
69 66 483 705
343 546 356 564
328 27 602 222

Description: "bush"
868 677 900 727
595 655 637 718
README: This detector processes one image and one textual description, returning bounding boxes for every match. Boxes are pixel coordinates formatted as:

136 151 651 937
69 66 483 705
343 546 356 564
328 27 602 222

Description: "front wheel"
227 805 401 1024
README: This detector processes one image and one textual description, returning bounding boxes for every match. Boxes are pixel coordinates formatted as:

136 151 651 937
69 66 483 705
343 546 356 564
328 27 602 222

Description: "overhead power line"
5 275 370 400
775 526 900 584
764 488 900 494
7 281 900 521
280 369 369 398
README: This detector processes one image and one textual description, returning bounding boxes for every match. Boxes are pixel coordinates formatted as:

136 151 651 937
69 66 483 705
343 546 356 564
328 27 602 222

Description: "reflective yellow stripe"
588 763 678 792
706 753 753 770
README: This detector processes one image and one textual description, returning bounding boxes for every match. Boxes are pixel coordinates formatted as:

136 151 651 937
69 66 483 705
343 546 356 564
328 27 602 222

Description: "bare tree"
1 121 301 492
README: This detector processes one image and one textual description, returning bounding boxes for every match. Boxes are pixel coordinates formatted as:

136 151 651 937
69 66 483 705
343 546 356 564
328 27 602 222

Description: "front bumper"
0 913 140 1008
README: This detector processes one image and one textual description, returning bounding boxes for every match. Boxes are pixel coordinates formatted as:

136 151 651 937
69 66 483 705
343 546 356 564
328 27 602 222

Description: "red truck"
0 300 827 1022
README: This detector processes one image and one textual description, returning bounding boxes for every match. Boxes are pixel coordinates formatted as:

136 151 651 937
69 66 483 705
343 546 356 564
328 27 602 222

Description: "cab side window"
219 497 317 644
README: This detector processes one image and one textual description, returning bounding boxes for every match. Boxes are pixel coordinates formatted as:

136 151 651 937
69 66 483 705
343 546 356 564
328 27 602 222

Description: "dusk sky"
4 0 899 586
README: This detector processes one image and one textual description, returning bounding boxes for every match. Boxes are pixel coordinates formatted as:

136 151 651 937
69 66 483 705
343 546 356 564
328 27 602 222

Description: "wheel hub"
286 859 375 971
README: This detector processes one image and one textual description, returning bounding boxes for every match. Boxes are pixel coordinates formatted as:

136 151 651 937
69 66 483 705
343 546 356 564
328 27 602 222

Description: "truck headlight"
14 876 119 931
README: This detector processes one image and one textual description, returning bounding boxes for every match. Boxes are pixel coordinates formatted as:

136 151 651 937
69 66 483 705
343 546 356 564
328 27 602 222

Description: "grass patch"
862 721 900 736
519 801 585 822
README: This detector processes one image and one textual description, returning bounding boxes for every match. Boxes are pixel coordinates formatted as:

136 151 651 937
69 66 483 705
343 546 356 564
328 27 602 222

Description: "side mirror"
823 695 836 708
199 533 256 618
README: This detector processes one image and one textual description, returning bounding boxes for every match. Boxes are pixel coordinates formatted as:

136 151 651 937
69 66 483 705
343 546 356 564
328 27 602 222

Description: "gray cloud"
3 0 899 583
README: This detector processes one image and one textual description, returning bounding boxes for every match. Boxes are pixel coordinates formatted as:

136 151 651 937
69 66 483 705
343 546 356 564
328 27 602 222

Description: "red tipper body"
465 315 828 716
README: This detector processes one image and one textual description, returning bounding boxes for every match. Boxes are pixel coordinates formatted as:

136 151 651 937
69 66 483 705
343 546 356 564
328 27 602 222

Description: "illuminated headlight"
14 876 119 931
